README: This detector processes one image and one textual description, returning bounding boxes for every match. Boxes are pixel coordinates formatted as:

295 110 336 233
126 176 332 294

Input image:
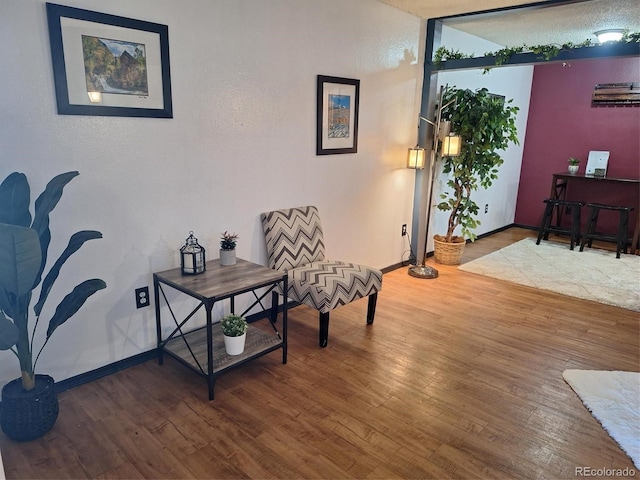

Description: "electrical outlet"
135 286 150 309
484 204 489 214
401 224 407 236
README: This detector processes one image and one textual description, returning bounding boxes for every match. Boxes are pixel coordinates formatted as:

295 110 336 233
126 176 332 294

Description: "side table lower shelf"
164 323 283 376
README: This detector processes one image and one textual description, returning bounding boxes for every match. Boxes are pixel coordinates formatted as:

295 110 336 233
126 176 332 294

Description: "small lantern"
441 134 462 157
180 231 206 275
406 146 426 169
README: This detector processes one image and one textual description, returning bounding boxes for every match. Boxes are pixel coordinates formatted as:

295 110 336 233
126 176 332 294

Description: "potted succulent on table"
219 231 238 266
0 171 106 441
567 157 580 174
221 314 248 355
434 86 520 264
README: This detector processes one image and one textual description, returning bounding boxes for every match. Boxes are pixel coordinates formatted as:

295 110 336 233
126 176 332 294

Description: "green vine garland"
433 31 640 73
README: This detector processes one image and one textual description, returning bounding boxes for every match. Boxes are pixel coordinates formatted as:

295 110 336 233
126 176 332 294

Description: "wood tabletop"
154 258 285 301
553 172 640 183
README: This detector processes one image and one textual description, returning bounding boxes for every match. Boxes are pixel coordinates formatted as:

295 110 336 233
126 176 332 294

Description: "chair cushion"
261 206 325 271
287 260 383 314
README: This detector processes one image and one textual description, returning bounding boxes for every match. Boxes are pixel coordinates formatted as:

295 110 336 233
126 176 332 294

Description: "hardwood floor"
1 227 638 479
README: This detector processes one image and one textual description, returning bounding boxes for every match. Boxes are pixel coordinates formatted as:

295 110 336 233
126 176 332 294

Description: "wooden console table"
549 172 640 253
153 258 288 400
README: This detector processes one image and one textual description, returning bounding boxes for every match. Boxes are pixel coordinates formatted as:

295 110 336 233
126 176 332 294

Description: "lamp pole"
408 86 458 279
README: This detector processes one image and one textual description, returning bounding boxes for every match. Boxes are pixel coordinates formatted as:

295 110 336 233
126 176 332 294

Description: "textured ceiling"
377 0 640 47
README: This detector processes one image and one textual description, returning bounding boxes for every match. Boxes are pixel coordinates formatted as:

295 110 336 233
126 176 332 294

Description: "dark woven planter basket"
1 374 59 442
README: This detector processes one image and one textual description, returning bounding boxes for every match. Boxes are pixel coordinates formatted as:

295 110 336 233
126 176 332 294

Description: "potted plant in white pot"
219 231 238 266
0 171 106 441
221 314 247 355
434 86 520 264
567 157 580 174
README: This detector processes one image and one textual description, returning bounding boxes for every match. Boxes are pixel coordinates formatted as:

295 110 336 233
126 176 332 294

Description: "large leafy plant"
437 87 520 242
0 171 106 391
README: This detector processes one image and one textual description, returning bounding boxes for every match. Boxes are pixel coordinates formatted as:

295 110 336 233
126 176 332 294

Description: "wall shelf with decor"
592 82 640 106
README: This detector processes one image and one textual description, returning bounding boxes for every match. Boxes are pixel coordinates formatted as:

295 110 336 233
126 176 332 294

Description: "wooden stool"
536 199 584 250
579 203 634 258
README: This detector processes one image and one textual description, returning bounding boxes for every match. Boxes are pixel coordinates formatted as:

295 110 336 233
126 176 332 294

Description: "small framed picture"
316 75 360 155
46 2 173 118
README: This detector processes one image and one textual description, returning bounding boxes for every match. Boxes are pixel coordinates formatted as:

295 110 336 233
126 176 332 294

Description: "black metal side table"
153 258 287 400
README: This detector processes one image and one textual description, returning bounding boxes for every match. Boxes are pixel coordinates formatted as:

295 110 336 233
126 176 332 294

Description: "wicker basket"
433 236 466 265
0 374 59 442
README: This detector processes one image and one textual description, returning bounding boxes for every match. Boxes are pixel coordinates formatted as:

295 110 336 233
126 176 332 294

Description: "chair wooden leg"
616 209 630 258
366 293 378 325
570 206 581 250
588 208 599 248
632 211 640 255
536 202 554 245
319 312 329 348
580 206 598 252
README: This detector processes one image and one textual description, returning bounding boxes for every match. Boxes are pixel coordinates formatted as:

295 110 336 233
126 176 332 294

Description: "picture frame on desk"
46 2 173 118
585 151 609 177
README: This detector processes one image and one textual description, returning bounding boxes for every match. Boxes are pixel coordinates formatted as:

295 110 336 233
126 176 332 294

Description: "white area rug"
458 237 640 311
563 370 640 468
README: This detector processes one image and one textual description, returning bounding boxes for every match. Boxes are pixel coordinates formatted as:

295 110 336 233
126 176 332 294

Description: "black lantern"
180 231 206 275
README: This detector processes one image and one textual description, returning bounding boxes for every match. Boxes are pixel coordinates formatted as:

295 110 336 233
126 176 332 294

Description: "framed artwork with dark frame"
46 2 173 118
316 75 360 155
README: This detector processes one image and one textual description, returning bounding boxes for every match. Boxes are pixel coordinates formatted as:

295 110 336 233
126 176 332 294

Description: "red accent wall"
515 57 640 234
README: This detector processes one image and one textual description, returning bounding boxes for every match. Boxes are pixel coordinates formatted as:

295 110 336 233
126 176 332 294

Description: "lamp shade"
595 29 624 43
441 135 462 157
407 147 426 169
438 120 451 140
180 231 206 275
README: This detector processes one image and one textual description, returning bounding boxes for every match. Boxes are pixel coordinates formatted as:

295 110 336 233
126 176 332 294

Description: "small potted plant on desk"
568 157 580 174
221 314 248 355
219 231 238 266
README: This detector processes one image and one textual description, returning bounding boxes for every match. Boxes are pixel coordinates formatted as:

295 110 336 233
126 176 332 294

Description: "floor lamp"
408 86 461 279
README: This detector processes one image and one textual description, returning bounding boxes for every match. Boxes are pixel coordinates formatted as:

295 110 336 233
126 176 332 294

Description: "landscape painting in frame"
317 75 360 155
46 2 172 118
82 35 149 97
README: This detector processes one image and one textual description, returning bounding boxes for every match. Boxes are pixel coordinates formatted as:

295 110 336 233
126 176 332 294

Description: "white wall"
426 26 533 251
0 0 422 386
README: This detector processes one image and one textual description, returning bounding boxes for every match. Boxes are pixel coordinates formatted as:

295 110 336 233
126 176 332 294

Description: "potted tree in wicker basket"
0 171 106 441
434 87 520 264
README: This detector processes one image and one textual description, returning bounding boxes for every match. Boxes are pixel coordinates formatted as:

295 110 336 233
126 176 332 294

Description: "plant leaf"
0 310 19 350
46 279 106 338
31 171 79 289
0 288 11 316
0 223 42 297
0 172 31 227
34 230 103 317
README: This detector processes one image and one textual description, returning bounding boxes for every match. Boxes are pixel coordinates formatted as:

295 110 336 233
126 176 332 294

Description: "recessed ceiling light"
594 29 625 43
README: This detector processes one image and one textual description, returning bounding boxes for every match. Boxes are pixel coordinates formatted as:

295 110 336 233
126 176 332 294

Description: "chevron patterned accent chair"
261 206 383 347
